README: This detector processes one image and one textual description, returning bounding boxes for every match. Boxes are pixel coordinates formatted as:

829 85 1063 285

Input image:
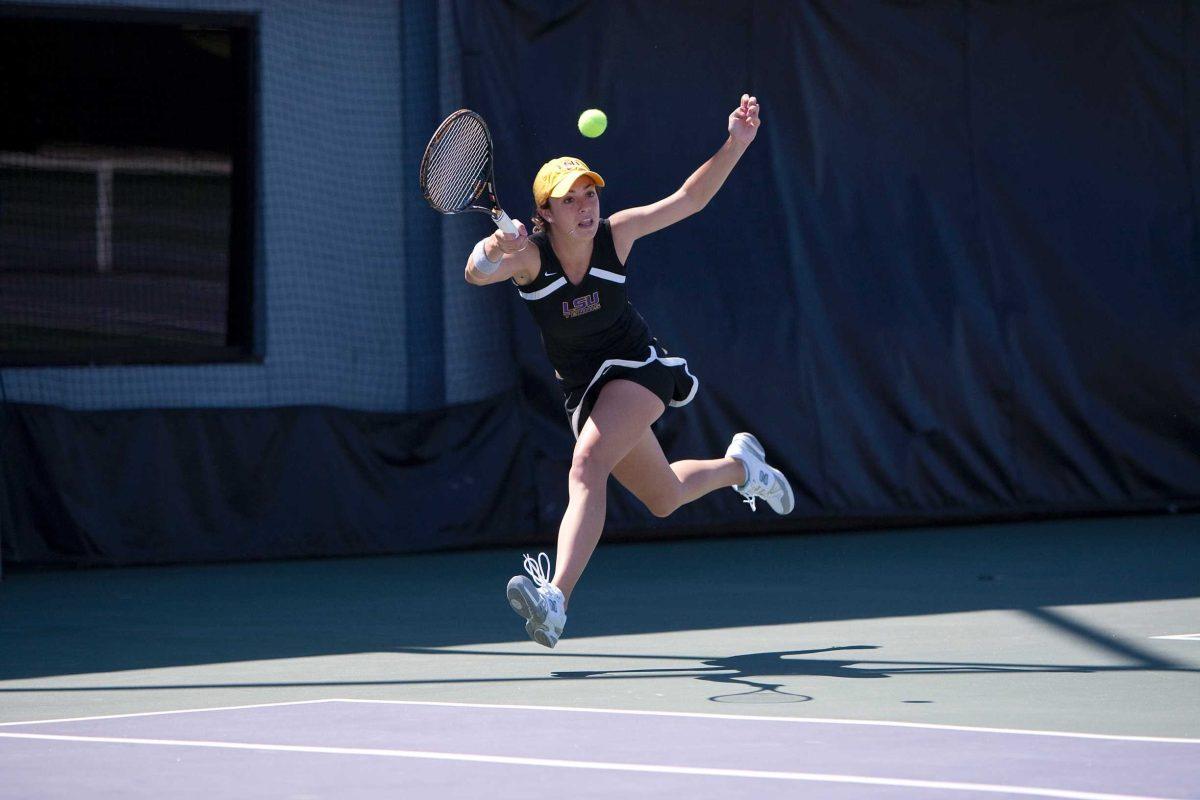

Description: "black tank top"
514 218 652 387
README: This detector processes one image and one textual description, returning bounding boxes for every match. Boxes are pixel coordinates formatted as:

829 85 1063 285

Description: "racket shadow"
548 644 1111 705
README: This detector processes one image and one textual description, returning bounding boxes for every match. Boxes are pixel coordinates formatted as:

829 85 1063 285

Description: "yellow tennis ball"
578 108 607 138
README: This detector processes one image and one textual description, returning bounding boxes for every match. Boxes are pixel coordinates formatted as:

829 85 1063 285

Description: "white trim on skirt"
567 345 699 439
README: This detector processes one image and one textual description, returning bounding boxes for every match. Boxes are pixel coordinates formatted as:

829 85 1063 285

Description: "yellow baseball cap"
533 157 605 207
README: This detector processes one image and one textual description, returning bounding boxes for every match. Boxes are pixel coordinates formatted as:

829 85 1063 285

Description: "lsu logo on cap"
534 157 606 207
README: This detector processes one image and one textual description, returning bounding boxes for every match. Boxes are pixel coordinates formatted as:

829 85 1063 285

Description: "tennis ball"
578 108 607 138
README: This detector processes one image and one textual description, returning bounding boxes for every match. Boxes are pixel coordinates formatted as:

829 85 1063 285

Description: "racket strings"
424 123 493 212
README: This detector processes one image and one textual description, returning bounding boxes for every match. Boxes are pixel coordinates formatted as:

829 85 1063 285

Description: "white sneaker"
725 432 795 515
506 552 567 648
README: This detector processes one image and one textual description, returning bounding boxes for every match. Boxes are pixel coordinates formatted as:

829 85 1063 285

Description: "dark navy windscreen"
465 0 1200 529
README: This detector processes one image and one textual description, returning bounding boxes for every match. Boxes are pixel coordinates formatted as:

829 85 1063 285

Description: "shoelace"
737 467 783 513
737 469 763 511
523 552 553 589
734 458 758 511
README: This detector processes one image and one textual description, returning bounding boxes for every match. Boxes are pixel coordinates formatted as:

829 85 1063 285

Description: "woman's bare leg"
612 430 746 518
553 380 665 606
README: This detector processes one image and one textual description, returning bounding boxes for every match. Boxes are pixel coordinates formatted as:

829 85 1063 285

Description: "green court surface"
2 514 1197 738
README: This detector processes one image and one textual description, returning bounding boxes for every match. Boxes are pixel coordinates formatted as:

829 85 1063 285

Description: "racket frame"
419 109 517 234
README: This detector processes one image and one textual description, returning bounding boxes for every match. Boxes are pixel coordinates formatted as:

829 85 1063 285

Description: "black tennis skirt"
560 338 698 439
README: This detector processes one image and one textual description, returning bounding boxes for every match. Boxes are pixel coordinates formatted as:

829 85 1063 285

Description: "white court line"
0 731 1182 800
0 699 337 728
3 696 1195 744
328 699 1200 744
1151 634 1200 641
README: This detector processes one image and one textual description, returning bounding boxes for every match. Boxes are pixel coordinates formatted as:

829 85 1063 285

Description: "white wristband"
471 238 502 275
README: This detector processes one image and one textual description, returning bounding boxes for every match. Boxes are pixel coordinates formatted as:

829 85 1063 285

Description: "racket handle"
493 209 518 235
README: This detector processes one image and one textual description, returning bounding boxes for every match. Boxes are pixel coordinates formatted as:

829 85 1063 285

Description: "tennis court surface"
3 514 1198 798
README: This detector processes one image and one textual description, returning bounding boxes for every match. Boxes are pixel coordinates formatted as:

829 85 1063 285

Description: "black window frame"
0 4 260 367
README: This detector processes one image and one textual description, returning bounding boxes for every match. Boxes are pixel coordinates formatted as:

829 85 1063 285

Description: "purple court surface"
2 699 1198 799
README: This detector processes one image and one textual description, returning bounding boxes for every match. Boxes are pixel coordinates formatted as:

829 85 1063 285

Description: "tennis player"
464 94 793 647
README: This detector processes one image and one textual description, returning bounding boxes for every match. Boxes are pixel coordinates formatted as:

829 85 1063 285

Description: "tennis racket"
419 109 518 235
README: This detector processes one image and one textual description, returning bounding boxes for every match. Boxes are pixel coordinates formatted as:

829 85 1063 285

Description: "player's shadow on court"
5 516 1197 681
550 645 1099 704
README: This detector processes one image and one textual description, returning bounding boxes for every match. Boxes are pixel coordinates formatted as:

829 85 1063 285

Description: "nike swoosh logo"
543 272 558 277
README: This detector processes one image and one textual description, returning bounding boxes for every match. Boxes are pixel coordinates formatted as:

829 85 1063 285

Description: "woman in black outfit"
465 95 793 647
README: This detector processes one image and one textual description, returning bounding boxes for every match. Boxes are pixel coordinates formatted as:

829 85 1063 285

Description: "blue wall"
0 0 514 412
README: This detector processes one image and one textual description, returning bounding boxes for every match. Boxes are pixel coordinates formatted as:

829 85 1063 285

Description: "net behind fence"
0 150 233 359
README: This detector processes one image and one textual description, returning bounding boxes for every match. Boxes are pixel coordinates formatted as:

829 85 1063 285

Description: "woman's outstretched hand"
728 93 761 146
492 220 529 254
